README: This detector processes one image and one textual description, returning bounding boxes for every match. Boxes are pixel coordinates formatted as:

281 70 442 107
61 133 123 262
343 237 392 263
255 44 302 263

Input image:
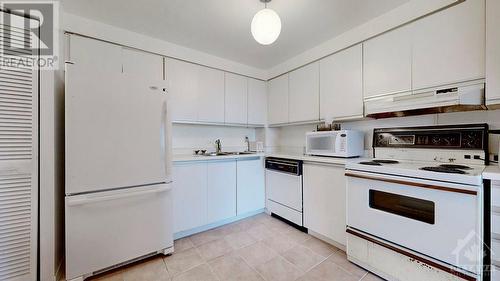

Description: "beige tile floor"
88 213 384 281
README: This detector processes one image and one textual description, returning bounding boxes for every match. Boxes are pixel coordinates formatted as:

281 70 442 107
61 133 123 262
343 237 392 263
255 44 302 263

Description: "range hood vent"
364 80 486 119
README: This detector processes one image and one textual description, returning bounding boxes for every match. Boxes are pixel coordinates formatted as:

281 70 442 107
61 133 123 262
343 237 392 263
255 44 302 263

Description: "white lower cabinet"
172 162 208 233
303 163 346 246
237 158 265 215
173 158 264 235
207 161 237 223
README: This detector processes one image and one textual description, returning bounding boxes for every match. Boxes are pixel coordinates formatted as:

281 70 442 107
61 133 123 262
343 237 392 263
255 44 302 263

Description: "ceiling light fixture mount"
251 0 281 45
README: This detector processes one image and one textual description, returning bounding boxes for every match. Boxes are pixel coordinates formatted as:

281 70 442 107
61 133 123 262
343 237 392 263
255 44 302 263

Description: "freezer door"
65 183 173 280
66 37 170 194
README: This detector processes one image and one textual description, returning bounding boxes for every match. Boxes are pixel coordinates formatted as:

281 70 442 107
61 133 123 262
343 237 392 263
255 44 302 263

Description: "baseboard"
307 230 346 252
173 209 265 240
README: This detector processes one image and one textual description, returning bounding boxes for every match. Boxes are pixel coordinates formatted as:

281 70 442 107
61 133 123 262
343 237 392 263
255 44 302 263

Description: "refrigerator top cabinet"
65 36 170 195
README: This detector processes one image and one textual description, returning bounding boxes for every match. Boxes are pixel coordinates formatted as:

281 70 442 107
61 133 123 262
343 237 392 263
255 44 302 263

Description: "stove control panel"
373 124 488 150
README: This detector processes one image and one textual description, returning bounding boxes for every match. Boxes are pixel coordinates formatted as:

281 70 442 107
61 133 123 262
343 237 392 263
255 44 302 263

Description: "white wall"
172 124 257 155
272 110 500 157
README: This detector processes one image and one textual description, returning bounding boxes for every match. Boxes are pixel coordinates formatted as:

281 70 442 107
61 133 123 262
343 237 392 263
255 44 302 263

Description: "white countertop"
173 151 353 165
483 165 500 181
173 153 265 162
266 152 353 165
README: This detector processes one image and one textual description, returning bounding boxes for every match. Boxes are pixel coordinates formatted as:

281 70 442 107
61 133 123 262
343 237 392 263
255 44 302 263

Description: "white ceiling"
62 0 410 69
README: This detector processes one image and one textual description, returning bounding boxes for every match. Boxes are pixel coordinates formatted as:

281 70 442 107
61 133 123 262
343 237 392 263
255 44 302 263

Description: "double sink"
202 151 256 156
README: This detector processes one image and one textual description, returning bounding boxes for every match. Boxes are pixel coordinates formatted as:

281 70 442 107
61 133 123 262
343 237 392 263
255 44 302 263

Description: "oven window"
369 190 435 224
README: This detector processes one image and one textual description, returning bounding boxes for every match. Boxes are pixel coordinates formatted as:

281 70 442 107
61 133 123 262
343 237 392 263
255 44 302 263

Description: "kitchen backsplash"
270 109 500 156
172 124 258 155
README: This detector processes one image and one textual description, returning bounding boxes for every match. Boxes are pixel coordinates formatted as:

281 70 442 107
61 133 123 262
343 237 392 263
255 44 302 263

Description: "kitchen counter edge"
483 165 500 181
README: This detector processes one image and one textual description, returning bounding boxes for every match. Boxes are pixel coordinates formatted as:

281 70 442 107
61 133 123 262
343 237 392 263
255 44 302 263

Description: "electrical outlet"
464 155 471 159
474 155 481 160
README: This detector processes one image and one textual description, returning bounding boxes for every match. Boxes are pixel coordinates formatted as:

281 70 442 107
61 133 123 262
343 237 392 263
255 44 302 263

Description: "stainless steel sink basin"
202 152 232 156
202 151 256 156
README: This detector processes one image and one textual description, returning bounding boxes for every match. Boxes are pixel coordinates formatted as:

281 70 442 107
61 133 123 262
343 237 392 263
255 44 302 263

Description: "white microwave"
305 130 364 158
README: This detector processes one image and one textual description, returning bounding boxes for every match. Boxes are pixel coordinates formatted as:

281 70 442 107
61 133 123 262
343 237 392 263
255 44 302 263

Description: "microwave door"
308 135 335 154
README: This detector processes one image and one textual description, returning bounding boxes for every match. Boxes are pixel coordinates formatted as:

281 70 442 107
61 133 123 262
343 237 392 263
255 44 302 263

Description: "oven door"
346 170 482 274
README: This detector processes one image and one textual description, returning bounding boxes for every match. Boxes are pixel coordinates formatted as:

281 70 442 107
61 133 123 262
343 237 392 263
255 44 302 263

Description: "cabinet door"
166 59 199 122
320 44 363 121
248 78 267 126
198 67 225 123
363 25 412 98
172 162 207 233
303 163 346 246
207 161 236 224
225 73 248 124
486 0 500 105
289 62 320 123
412 0 485 90
237 158 265 215
267 75 289 125
122 48 163 82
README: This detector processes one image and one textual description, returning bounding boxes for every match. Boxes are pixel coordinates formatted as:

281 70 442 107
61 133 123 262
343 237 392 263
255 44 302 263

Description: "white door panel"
363 25 413 97
320 44 363 121
207 161 236 223
225 73 247 124
247 79 267 125
172 163 208 233
237 158 265 215
66 37 168 194
412 0 485 90
304 163 346 246
289 62 320 123
267 75 289 125
65 183 173 280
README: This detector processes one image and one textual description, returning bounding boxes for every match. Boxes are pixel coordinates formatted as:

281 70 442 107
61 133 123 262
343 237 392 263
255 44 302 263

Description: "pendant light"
251 0 281 45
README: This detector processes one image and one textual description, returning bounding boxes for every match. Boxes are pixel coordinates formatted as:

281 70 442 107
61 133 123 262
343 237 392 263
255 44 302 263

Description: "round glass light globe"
251 8 281 45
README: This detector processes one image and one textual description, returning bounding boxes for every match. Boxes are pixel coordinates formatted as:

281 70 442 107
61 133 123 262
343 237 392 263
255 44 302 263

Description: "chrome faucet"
245 136 250 152
215 139 222 154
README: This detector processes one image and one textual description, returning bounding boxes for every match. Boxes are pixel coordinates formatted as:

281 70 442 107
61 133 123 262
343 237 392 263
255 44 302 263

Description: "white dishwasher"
265 158 304 226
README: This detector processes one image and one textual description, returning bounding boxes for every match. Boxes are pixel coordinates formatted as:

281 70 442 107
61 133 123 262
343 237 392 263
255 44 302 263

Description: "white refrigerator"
64 36 173 281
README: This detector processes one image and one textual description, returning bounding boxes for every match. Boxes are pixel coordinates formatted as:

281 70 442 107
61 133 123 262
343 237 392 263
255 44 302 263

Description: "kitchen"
2 0 500 281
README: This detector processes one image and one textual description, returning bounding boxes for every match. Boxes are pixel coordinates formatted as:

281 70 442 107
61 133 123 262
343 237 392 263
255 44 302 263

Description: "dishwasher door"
266 170 303 211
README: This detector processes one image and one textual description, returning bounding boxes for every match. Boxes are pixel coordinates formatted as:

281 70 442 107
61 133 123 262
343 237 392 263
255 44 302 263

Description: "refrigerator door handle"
67 184 172 206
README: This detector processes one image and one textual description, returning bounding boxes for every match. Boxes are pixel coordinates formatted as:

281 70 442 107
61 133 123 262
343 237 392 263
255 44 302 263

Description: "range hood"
364 80 486 119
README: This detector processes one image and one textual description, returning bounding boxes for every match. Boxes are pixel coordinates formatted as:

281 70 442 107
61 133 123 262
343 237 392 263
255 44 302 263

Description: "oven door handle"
344 172 477 195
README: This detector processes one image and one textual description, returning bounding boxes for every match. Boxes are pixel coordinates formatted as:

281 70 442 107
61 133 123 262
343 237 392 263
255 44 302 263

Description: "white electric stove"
345 124 489 281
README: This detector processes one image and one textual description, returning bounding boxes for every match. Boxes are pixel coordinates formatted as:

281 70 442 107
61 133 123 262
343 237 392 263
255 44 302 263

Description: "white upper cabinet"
122 48 163 83
224 73 248 124
197 67 225 123
288 62 320 123
268 74 289 125
247 78 267 126
166 59 199 122
486 0 500 105
412 0 485 90
320 44 363 121
363 24 413 98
